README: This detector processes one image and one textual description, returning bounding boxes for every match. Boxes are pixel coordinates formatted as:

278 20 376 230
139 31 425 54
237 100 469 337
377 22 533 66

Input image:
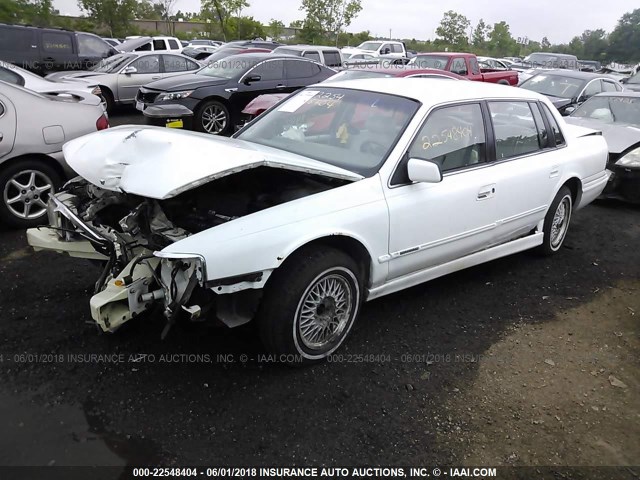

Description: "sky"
53 0 637 44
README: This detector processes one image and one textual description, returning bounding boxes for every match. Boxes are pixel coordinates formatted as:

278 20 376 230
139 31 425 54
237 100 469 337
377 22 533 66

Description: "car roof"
276 45 340 51
413 52 472 57
224 52 316 61
530 69 618 80
593 91 640 98
319 77 549 104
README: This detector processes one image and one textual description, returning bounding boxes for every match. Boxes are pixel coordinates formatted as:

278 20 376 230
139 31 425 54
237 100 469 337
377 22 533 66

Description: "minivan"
0 24 118 74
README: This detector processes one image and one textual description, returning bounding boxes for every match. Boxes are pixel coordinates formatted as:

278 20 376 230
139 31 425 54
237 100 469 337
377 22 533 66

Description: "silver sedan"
0 81 108 227
45 52 202 113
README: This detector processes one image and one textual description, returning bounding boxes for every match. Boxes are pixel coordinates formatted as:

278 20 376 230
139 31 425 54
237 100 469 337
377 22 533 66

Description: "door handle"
549 167 560 178
275 84 286 89
477 184 496 200
151 76 161 80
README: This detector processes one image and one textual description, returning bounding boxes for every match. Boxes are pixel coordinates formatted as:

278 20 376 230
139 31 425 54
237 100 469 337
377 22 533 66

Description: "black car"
0 24 117 73
519 70 623 115
136 53 336 135
566 92 640 204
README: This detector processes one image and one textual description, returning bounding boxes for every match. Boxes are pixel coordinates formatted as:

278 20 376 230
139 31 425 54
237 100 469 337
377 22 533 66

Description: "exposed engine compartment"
65 166 347 252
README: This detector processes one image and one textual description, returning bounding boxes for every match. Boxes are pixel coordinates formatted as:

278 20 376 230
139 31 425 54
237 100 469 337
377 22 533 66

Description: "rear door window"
286 59 321 79
302 51 321 63
168 39 179 50
153 39 166 50
489 101 542 159
451 58 467 75
130 55 160 74
41 32 73 54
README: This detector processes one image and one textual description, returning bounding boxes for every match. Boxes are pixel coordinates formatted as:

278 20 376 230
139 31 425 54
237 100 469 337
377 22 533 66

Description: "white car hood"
63 126 363 199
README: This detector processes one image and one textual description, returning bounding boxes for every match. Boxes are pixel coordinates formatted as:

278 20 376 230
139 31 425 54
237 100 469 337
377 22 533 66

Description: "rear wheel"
257 246 362 365
537 186 573 256
0 159 62 228
195 100 231 135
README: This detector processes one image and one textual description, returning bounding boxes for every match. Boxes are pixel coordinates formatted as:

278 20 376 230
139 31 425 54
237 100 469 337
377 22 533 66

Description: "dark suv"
0 24 118 74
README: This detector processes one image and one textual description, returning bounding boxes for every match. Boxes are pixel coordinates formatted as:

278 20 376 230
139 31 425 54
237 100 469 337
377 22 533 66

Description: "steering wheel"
360 140 387 155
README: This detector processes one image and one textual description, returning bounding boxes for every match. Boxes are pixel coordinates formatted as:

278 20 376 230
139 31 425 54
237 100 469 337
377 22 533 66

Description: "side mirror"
122 66 137 75
620 77 628 84
407 158 442 183
563 106 576 116
244 74 261 85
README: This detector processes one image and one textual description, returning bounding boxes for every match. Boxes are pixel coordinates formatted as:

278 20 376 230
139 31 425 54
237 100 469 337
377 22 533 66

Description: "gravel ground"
0 109 638 478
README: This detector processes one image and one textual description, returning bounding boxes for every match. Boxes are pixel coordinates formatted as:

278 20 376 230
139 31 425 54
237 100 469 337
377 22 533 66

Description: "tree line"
1 0 638 62
432 9 640 63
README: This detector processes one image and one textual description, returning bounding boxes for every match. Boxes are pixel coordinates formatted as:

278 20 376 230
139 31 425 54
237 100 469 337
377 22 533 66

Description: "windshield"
571 95 640 125
198 55 257 78
520 73 584 99
90 54 135 73
408 55 449 70
357 42 382 51
237 87 420 177
627 71 640 85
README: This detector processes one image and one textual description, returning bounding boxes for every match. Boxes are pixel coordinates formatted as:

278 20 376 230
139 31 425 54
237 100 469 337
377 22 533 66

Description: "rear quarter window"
322 51 342 67
0 27 35 52
541 104 566 146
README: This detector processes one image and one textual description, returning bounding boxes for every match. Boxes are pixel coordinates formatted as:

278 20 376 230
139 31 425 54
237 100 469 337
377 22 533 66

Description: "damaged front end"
28 178 211 333
27 161 351 334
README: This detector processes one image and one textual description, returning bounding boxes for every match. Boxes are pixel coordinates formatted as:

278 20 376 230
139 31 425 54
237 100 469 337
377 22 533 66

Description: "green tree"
435 10 470 50
77 0 138 37
0 0 55 26
268 18 284 41
471 18 490 53
135 0 159 19
299 0 362 45
608 8 640 62
580 29 608 60
228 15 264 39
541 36 551 51
201 0 249 41
487 21 517 57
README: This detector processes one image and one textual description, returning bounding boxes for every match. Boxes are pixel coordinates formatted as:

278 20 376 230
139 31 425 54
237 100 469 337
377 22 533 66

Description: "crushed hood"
62 126 363 199
565 117 640 155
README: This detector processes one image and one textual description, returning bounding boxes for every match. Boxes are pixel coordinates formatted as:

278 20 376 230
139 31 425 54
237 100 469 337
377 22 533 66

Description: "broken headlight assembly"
155 252 207 321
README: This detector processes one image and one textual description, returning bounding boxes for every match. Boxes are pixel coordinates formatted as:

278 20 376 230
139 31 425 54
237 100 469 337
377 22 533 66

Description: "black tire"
537 186 573 256
195 100 232 135
0 159 62 228
257 246 363 365
497 79 510 85
100 87 114 115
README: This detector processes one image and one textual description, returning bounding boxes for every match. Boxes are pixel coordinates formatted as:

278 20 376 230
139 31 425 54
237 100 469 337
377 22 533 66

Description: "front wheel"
537 186 573 256
257 247 363 365
195 100 231 135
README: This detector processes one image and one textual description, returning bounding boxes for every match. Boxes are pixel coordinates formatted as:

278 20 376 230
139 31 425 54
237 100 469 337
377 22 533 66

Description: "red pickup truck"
409 52 519 85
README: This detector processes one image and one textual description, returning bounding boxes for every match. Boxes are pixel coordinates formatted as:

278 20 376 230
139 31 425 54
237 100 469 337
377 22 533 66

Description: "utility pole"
389 29 392 40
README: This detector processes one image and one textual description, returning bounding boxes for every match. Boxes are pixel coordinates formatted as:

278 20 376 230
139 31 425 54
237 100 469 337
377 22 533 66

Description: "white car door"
0 92 16 158
117 54 162 102
486 100 562 243
384 102 500 279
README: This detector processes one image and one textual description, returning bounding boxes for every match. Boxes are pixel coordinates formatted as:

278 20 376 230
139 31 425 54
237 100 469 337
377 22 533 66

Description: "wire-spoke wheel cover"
550 195 572 250
293 267 359 356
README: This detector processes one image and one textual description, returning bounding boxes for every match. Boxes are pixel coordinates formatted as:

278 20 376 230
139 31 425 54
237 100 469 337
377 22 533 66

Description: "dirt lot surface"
0 110 638 479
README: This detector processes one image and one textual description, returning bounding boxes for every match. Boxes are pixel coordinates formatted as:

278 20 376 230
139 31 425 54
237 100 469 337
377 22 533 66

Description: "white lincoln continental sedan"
27 79 610 363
